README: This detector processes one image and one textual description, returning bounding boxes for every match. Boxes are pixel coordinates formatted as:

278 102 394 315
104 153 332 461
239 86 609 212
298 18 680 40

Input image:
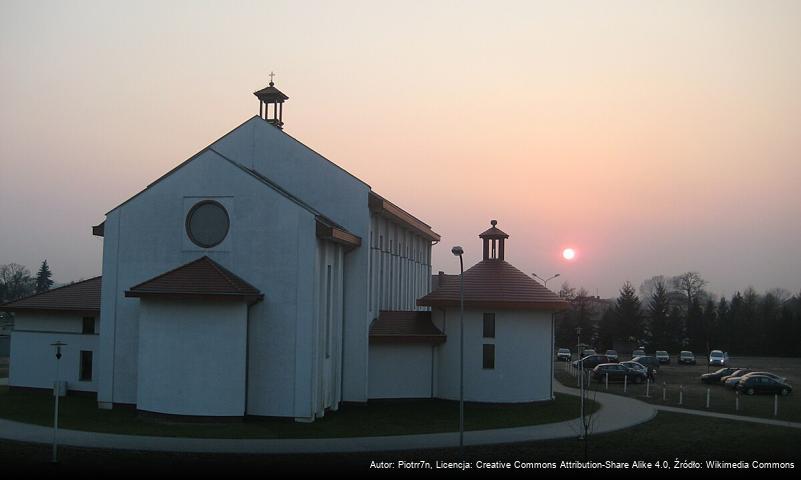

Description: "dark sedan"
721 369 752 384
701 367 738 384
592 363 647 384
735 376 793 396
572 355 611 370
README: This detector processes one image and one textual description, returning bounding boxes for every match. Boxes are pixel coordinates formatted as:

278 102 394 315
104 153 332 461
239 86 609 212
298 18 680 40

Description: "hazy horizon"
2 0 800 299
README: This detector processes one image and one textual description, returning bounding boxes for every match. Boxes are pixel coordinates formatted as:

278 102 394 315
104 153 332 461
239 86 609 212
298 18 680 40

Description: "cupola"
254 72 289 129
478 220 509 261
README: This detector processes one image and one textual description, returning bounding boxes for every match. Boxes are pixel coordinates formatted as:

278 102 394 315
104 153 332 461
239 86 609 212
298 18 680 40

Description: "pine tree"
647 279 671 349
615 281 643 345
35 259 54 294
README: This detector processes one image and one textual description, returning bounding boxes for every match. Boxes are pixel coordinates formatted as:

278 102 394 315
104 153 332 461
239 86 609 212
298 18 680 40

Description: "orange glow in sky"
1 1 800 298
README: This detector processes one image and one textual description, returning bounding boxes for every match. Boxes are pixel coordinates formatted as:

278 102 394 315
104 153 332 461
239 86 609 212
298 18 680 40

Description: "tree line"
0 261 54 325
555 272 801 357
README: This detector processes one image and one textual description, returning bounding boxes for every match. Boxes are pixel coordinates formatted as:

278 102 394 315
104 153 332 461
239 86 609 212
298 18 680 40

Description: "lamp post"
575 327 585 437
51 340 66 464
452 245 465 457
532 273 560 289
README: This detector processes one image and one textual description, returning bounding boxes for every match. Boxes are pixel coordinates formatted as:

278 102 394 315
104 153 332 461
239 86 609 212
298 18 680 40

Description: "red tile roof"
125 256 263 304
369 310 446 345
1 276 101 314
417 260 568 310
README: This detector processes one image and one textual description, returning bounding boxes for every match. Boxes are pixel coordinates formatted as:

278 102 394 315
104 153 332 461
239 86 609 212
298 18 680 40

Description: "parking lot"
556 355 801 423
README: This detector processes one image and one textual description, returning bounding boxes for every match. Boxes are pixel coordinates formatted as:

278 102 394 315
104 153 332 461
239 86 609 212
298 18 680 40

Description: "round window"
186 200 229 248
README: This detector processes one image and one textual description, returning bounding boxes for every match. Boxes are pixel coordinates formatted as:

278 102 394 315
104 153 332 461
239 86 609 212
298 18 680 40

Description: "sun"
562 248 576 261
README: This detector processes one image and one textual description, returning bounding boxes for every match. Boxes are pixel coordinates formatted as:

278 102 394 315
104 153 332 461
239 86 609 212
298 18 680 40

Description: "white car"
709 350 728 366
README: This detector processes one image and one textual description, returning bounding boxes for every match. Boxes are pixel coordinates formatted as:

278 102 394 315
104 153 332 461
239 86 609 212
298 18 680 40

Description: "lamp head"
451 246 464 256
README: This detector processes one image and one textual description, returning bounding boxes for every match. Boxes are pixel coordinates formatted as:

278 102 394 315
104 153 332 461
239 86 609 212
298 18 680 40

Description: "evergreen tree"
614 281 643 345
647 279 671 349
597 307 617 350
35 259 54 294
716 297 730 351
667 305 685 351
701 298 717 354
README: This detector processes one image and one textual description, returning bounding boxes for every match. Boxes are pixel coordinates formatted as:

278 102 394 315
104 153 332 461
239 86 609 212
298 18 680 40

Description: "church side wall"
10 328 98 392
435 309 553 402
368 214 432 315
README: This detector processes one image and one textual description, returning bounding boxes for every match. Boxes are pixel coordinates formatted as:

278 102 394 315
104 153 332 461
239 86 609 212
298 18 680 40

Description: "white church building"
3 82 566 420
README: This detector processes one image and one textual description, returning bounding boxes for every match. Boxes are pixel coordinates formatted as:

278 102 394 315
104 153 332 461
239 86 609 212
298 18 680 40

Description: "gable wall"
98 150 317 416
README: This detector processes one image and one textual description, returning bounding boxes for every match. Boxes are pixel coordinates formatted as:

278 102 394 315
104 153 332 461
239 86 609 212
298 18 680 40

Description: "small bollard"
605 373 609 390
706 388 710 408
623 375 628 393
662 383 666 401
645 378 651 397
679 385 683 405
774 394 778 417
736 391 740 411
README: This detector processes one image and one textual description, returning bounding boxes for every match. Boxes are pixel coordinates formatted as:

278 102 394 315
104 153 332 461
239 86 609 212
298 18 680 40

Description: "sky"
1 0 800 299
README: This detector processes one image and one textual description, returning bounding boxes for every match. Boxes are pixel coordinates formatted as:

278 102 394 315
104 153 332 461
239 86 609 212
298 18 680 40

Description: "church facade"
3 82 566 420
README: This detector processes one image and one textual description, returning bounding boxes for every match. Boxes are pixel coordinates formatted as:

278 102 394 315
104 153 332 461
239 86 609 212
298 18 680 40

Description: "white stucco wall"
211 118 373 403
9 329 98 392
99 147 319 417
13 312 97 334
136 299 247 416
434 309 553 403
368 343 434 399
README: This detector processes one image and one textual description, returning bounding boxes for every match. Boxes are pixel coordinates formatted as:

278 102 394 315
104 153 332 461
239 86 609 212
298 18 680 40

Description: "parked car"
709 350 728 366
572 354 610 370
632 348 646 357
725 371 786 389
655 350 670 364
678 351 696 365
605 350 619 362
592 363 647 383
557 348 572 362
701 367 738 384
721 368 752 384
735 375 793 396
619 361 653 379
631 355 659 378
581 348 597 357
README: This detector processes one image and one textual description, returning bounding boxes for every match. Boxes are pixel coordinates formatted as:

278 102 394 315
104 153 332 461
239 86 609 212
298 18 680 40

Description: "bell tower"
479 220 509 261
254 72 289 129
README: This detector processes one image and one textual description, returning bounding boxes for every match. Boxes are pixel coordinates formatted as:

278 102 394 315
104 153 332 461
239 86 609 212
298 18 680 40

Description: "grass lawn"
2 412 799 472
0 385 597 438
555 356 801 422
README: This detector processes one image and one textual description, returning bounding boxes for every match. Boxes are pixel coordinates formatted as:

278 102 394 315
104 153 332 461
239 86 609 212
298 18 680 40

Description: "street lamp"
532 273 560 288
51 340 66 463
451 245 464 456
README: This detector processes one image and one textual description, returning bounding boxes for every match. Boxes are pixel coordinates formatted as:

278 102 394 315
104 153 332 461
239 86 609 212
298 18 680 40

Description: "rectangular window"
82 317 95 334
79 350 93 381
483 344 495 369
483 313 495 338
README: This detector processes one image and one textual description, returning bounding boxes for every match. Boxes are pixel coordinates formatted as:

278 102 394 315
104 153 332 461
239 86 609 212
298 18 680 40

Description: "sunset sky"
1 0 800 298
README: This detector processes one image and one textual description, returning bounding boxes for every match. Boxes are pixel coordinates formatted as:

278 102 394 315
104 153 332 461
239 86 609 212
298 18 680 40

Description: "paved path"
654 404 801 429
0 384 655 454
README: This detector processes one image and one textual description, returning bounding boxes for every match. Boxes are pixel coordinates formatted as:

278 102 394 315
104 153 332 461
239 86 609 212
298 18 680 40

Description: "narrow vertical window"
483 313 495 338
79 351 93 381
325 265 332 359
483 344 495 369
82 317 96 335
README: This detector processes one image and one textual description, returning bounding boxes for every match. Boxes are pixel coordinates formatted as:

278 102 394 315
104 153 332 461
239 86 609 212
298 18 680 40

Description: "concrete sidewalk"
654 404 801 429
0 384 655 454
